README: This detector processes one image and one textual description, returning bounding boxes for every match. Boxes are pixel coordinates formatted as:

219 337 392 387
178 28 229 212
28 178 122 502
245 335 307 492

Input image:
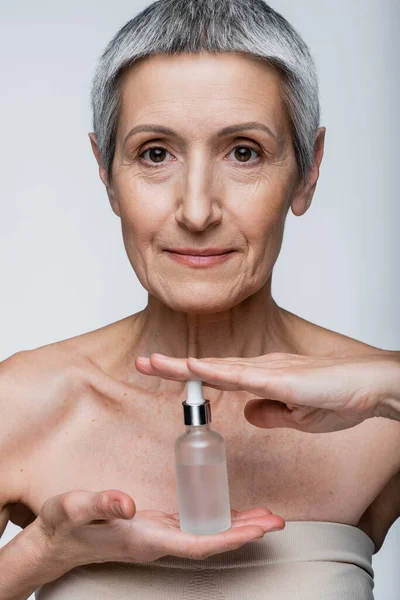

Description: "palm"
121 506 284 562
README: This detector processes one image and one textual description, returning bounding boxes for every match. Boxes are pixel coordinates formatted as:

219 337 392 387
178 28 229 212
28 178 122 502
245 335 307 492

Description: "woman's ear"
290 127 326 217
88 133 120 217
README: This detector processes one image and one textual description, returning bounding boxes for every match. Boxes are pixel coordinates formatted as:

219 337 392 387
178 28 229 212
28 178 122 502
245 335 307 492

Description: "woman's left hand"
135 351 400 433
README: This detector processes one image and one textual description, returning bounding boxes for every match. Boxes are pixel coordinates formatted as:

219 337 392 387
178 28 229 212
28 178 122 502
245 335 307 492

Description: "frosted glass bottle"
174 380 231 535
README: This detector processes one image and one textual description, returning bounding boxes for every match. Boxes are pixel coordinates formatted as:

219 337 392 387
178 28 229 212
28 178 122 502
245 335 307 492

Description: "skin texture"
1 52 399 575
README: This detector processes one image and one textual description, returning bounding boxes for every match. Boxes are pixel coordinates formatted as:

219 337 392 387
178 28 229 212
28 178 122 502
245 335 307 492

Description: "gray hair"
90 0 320 184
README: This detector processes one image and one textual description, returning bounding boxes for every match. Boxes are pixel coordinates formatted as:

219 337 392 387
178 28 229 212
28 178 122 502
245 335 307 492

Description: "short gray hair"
90 0 320 184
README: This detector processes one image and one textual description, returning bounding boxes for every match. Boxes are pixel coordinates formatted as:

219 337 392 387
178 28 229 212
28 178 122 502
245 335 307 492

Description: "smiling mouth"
165 249 235 256
165 250 236 267
168 251 233 256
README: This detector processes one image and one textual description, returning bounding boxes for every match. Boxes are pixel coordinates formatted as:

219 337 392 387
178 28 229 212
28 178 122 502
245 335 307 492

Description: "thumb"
40 489 136 532
85 490 137 523
244 399 301 430
243 399 360 434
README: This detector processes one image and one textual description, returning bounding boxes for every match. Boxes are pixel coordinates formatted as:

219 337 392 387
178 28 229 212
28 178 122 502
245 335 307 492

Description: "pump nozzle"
186 379 205 406
182 379 211 425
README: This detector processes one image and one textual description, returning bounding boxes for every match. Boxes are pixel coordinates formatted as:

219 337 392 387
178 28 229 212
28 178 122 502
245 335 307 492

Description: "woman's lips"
165 250 235 267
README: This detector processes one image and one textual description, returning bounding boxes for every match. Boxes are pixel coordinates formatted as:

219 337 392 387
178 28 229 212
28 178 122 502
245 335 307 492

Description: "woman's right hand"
35 488 285 576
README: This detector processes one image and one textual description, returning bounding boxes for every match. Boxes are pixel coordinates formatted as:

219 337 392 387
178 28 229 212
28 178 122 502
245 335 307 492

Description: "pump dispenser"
174 379 232 535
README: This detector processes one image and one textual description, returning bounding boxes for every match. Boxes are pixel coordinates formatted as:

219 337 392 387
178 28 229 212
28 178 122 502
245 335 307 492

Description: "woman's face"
91 52 319 313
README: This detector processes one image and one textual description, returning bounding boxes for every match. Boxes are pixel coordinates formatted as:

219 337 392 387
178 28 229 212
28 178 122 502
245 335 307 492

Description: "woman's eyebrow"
123 121 279 147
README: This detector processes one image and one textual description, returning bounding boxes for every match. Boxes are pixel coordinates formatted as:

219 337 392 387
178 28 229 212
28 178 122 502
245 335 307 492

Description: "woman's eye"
138 145 261 168
140 147 171 165
227 146 261 164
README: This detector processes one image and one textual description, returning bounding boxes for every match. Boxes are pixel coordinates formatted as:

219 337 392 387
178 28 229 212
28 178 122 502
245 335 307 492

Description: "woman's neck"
112 278 300 398
130 279 294 361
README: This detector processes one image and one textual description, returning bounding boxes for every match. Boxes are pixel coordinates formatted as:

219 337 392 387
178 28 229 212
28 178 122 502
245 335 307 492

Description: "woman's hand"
34 488 284 579
135 351 400 433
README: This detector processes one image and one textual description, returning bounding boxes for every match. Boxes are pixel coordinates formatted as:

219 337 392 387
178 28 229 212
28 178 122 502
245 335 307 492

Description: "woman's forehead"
120 52 282 103
117 52 289 140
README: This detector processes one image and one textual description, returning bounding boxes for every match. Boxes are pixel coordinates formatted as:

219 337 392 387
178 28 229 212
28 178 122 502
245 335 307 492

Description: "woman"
0 0 399 599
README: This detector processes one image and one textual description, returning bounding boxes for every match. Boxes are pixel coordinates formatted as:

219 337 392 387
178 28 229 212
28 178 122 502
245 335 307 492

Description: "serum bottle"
174 379 232 535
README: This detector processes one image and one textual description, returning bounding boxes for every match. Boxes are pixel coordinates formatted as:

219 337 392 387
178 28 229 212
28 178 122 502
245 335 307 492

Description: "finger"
135 355 271 389
144 354 247 364
186 358 288 400
135 358 228 391
137 354 264 377
71 490 136 525
169 518 285 560
244 399 299 430
135 363 186 381
136 354 246 386
244 399 360 433
231 507 273 520
40 490 136 534
169 507 273 522
136 355 193 380
166 355 268 370
230 514 285 530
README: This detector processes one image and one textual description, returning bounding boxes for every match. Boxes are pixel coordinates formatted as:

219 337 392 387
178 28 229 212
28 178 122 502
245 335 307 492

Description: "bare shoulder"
0 318 120 492
0 312 137 444
41 313 137 369
0 346 77 470
281 307 396 359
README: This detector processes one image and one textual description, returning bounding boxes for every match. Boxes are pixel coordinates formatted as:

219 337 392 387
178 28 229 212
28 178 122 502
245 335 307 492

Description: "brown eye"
229 146 261 165
144 147 167 163
234 147 253 162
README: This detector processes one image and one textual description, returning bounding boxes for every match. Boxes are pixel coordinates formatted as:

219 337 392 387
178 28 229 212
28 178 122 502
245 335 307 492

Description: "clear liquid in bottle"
175 424 232 535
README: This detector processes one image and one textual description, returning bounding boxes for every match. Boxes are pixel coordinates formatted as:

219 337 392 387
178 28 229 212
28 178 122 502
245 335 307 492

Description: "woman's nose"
175 157 223 231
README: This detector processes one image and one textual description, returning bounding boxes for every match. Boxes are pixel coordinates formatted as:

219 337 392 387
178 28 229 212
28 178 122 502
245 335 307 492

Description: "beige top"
35 520 375 599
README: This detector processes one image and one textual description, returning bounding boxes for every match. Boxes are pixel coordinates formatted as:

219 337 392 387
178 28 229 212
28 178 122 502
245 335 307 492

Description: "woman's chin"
158 295 240 315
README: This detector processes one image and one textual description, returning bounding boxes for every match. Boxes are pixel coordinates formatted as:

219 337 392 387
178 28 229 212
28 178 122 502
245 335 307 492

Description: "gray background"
0 1 398 598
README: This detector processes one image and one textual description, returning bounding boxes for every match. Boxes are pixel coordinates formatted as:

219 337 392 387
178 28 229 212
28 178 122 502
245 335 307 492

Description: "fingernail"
269 526 284 532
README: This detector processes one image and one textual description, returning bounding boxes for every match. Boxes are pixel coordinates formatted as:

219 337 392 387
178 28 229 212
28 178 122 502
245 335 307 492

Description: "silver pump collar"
182 399 211 426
